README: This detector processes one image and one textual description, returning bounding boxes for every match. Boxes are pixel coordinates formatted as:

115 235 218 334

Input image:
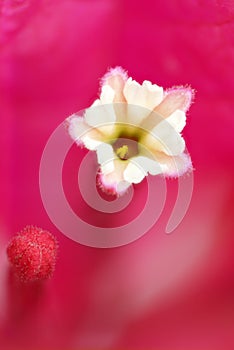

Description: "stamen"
113 137 139 161
116 145 129 160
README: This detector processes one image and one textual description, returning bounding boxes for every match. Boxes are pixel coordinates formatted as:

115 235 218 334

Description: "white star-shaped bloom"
67 67 194 195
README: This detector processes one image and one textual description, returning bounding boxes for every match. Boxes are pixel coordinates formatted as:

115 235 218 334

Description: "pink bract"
0 1 234 349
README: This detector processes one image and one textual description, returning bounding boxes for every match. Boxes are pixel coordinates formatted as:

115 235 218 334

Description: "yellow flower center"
113 136 139 161
116 145 129 160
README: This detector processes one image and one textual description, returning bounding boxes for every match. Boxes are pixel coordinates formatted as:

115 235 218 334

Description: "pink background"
0 1 234 349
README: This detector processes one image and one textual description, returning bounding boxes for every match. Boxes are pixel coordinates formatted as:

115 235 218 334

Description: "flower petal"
96 143 116 174
84 101 116 128
99 85 115 104
166 109 186 133
154 86 194 118
153 152 193 177
124 78 163 109
123 161 145 184
67 115 104 150
98 159 131 195
82 136 103 150
142 80 164 107
123 156 162 184
123 78 163 124
141 118 185 156
101 66 128 103
125 103 151 126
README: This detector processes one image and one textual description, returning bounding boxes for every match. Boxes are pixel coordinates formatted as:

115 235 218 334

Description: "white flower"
67 67 194 195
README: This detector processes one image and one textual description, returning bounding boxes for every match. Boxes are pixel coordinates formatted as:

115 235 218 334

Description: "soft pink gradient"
1 1 234 349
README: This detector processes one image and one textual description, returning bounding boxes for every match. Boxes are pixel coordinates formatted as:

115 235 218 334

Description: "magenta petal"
0 0 234 349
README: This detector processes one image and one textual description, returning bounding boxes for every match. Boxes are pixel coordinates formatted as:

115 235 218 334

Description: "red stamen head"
7 226 58 283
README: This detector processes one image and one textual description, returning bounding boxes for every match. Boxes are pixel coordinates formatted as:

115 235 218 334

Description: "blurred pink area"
0 0 234 349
